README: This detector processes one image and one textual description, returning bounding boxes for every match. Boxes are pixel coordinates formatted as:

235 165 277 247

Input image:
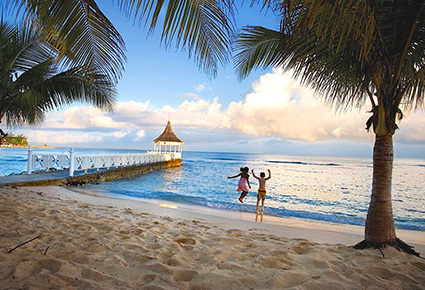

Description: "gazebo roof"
153 121 183 143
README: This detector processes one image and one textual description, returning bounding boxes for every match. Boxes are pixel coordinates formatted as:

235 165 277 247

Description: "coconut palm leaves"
234 26 282 80
8 0 126 83
0 22 116 126
235 0 425 125
117 0 235 77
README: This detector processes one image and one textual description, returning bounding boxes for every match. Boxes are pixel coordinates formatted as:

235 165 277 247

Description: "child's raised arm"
266 169 271 180
251 169 260 180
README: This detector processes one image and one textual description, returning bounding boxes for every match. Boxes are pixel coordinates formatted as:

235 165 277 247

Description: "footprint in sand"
12 261 40 279
39 258 62 273
137 273 157 284
174 237 196 246
146 262 172 274
291 241 314 255
166 257 182 266
133 228 143 235
271 272 309 288
173 269 197 282
227 229 243 237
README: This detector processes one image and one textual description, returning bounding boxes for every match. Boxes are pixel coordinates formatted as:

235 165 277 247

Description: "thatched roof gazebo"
152 120 183 159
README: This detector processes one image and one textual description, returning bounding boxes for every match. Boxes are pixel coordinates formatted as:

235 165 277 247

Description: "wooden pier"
0 158 182 187
0 120 184 187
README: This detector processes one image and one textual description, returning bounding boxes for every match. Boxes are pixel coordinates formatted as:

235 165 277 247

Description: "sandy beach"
0 185 424 289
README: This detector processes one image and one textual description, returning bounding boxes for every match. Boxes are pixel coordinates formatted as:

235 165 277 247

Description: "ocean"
1 147 424 231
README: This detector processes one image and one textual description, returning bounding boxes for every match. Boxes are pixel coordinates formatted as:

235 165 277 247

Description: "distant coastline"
0 144 54 149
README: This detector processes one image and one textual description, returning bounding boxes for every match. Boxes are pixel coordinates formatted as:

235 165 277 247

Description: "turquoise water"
1 147 424 231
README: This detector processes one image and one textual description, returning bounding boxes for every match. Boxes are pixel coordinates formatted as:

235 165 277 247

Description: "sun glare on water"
160 203 178 209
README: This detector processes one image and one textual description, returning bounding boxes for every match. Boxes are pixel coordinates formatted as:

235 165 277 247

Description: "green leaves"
233 26 282 80
0 22 116 126
9 0 126 83
118 0 235 77
234 0 425 116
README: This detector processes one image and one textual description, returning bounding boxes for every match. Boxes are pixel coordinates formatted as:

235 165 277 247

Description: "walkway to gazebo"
0 121 183 186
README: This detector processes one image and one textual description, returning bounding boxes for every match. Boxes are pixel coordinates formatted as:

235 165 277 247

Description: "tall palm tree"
0 22 116 129
234 0 424 255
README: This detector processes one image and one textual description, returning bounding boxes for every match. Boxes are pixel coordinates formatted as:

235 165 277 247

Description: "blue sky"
7 2 425 158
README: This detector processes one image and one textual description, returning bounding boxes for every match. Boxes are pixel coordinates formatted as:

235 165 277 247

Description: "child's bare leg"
239 191 248 203
256 196 260 214
261 198 265 214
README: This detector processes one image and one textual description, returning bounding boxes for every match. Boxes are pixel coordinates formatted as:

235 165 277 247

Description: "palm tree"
0 22 116 129
233 0 424 256
9 0 423 255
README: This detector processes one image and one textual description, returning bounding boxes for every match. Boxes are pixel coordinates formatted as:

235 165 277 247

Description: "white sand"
0 185 424 290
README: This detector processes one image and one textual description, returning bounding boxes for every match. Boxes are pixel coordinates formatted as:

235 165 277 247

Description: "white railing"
27 146 180 177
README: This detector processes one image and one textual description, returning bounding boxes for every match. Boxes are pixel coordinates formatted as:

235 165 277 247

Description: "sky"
6 2 425 158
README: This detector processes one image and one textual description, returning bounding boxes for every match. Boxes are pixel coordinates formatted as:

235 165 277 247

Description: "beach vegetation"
5 0 126 83
1 0 126 139
0 21 117 134
1 134 28 146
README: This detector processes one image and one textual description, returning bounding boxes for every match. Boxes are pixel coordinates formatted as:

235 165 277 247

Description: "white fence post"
69 148 75 177
27 145 33 174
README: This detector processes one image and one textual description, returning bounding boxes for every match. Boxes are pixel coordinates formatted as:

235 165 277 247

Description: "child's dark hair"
240 167 249 173
260 172 265 178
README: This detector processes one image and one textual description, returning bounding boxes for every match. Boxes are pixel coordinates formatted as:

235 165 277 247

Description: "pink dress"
237 177 249 192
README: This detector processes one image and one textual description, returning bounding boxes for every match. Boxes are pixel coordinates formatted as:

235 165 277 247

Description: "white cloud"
21 69 425 149
28 131 103 144
195 83 211 92
137 130 145 138
112 131 127 138
222 70 370 142
393 109 425 143
45 106 127 129
133 129 146 141
195 84 206 92
180 93 200 100
331 127 344 138
115 101 150 115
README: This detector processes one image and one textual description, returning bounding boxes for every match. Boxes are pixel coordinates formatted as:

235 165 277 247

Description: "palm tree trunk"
365 134 396 243
354 134 420 256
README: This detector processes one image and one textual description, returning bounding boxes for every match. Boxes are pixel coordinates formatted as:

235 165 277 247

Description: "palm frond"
233 26 282 80
5 66 116 125
233 0 425 112
117 0 235 77
10 0 126 83
1 21 116 127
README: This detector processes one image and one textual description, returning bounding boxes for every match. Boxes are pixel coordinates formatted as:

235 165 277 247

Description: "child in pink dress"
228 167 251 203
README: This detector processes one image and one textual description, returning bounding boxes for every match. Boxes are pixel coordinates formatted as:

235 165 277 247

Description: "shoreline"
0 144 54 149
1 185 424 289
68 186 425 253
